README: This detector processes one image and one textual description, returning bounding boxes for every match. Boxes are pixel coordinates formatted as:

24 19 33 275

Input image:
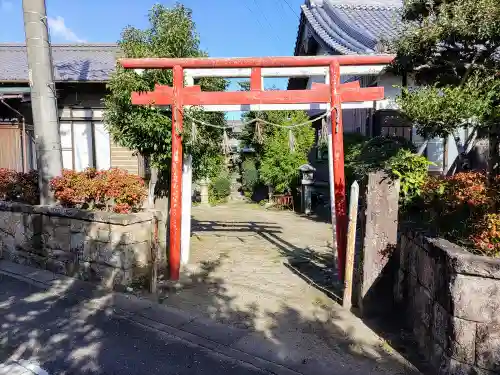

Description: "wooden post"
150 214 159 294
343 180 359 309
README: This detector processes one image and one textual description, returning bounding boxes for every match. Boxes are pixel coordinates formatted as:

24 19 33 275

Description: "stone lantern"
299 164 316 215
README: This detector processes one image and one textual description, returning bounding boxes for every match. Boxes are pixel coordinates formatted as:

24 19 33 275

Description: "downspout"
0 98 27 172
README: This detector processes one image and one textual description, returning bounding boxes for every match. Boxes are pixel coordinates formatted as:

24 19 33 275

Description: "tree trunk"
489 123 500 182
417 139 429 156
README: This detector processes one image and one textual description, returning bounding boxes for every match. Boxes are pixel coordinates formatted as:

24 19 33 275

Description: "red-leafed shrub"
50 168 147 213
0 168 39 205
471 213 500 256
409 171 500 257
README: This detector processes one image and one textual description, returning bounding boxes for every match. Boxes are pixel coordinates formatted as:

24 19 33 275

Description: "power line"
243 2 266 31
282 0 300 19
248 0 284 45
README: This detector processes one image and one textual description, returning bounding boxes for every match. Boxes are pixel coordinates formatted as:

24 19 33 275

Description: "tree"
391 0 500 175
392 0 499 86
258 111 315 193
235 84 316 194
104 3 227 188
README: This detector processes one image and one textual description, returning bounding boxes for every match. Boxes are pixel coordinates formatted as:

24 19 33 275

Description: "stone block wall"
356 171 400 316
395 230 500 374
0 201 166 289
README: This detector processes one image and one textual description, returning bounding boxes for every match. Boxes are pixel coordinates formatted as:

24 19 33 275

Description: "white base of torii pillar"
181 154 192 265
180 75 195 266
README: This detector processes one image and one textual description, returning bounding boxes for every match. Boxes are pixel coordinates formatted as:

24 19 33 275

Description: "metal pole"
329 61 348 282
169 65 184 281
343 180 359 309
22 0 63 204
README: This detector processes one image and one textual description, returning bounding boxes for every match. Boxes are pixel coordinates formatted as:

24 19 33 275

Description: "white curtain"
94 122 111 170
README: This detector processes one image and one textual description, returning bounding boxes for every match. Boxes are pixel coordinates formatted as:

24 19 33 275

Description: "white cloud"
0 0 13 12
48 16 86 43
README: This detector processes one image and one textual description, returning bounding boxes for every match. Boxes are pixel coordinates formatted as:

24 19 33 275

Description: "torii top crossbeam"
121 55 394 69
120 55 393 282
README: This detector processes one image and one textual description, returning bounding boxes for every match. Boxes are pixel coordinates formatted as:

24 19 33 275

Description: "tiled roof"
298 0 403 55
0 44 119 82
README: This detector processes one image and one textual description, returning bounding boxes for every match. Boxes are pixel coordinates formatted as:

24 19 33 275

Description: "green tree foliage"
236 82 315 193
209 173 231 205
392 0 500 86
387 149 433 204
396 79 497 139
241 159 258 192
391 0 500 175
104 3 227 181
237 82 274 163
258 111 315 193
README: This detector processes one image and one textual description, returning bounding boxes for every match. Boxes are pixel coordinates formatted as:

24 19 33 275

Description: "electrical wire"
244 0 284 45
177 104 336 130
282 0 300 19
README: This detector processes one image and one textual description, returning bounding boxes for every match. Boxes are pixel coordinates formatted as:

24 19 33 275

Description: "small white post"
325 71 336 247
181 154 192 266
181 73 195 266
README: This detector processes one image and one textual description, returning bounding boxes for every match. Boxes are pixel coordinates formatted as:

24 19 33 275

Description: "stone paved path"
159 202 419 375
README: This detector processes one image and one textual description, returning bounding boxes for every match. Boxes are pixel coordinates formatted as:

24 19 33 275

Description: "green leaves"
391 0 500 138
386 149 433 204
396 76 495 138
258 111 315 193
104 3 227 181
393 0 500 85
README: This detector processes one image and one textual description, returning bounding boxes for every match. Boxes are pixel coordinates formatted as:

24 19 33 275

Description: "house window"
59 120 111 171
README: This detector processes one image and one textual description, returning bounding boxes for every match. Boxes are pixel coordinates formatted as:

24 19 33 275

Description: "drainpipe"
0 98 27 173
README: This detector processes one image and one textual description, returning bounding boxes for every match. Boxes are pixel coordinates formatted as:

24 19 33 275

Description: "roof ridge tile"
331 4 401 11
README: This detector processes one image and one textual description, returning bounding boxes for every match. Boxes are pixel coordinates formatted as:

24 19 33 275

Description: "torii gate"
120 55 391 282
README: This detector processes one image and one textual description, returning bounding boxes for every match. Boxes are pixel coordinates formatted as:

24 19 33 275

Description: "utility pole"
22 0 63 205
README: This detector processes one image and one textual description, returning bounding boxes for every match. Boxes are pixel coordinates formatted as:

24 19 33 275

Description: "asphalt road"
0 275 269 375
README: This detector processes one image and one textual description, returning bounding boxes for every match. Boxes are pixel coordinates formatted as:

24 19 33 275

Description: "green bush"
386 149 432 204
353 135 416 179
344 133 370 186
209 175 231 205
241 159 258 192
259 125 315 193
343 135 429 204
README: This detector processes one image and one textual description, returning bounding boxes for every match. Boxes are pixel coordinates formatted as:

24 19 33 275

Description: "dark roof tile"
299 0 403 55
0 44 118 82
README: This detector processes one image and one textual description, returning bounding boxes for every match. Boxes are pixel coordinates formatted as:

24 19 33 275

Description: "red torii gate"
120 55 391 282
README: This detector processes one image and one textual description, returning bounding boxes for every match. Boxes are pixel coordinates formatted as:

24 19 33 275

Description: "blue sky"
0 0 303 56
0 0 304 119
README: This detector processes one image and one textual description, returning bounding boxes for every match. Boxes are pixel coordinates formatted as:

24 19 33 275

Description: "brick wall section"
0 201 166 290
110 141 139 175
395 231 500 374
